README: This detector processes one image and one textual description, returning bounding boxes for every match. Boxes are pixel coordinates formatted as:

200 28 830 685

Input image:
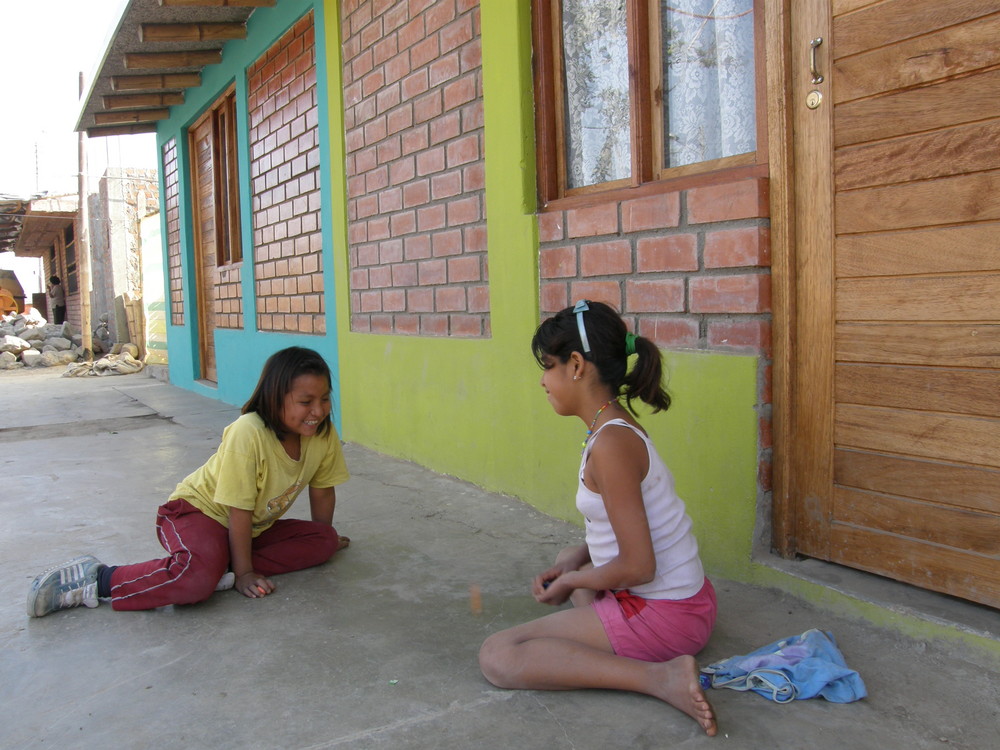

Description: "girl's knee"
176 574 221 604
478 632 517 688
171 557 227 604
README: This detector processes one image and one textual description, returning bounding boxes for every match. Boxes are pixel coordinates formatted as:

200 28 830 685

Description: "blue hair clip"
573 300 591 354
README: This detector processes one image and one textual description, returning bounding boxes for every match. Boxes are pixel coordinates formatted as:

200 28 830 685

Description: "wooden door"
189 112 220 383
788 0 1000 608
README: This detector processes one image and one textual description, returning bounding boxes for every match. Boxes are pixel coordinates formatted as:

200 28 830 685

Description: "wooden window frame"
190 86 243 268
63 224 78 295
214 89 242 266
533 0 767 208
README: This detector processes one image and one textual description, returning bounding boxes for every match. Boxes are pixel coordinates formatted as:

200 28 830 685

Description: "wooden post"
78 72 94 361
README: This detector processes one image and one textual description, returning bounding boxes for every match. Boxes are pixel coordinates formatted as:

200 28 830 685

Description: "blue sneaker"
27 555 104 617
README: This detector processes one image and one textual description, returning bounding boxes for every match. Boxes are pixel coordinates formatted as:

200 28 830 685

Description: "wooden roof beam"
111 73 202 91
158 0 276 7
102 93 185 109
124 50 223 70
86 123 160 138
94 109 170 126
139 22 247 43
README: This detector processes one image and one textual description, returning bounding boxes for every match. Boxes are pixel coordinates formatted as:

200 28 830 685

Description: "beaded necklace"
582 397 619 453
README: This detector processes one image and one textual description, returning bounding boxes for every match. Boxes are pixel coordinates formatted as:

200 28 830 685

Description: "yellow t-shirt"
169 412 349 536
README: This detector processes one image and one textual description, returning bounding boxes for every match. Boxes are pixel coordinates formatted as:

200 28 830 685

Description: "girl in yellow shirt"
27 347 350 615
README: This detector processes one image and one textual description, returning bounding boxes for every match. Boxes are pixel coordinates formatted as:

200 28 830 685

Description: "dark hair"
242 347 333 439
531 300 670 413
49 276 60 285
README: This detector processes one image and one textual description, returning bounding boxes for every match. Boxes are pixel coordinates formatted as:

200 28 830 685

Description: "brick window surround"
537 176 773 500
341 0 489 337
162 138 184 326
538 178 771 353
248 12 325 335
189 89 244 332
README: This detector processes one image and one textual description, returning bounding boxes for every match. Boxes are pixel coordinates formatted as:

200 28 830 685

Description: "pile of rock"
0 309 110 370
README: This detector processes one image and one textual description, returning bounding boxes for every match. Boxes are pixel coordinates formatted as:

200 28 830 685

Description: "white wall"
0 252 43 297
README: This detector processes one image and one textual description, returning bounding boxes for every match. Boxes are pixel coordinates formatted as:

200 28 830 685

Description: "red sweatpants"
109 498 339 611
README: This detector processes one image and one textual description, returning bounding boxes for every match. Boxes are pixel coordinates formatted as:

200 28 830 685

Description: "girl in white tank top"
478 300 718 737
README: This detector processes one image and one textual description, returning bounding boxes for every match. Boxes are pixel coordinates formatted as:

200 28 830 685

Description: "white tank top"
576 419 705 600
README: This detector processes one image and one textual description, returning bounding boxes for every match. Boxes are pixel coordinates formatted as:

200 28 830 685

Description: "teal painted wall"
156 0 343 418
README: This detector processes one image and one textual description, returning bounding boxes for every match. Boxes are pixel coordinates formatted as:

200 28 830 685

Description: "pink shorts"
591 578 717 662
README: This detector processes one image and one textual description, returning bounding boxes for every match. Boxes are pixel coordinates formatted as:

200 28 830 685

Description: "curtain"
661 0 755 168
561 0 631 189
558 0 756 187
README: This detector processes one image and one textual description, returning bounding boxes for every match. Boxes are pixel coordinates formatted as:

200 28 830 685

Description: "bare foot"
337 535 351 551
650 655 717 737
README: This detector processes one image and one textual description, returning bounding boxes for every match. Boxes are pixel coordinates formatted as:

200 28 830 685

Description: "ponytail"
622 334 670 413
532 300 671 413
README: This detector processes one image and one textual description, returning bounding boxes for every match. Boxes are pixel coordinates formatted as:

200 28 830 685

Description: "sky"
0 0 158 198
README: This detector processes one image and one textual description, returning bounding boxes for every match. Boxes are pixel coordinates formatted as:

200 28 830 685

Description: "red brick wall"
247 11 324 335
216 265 242 329
341 0 489 337
537 176 773 496
538 178 771 353
162 138 184 326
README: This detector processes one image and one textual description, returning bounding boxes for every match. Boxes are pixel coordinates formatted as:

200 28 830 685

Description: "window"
534 0 759 202
63 225 78 294
189 87 242 267
213 90 242 266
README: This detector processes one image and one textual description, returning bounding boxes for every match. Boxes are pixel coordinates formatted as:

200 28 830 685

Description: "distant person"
478 300 718 736
47 275 66 324
27 346 351 616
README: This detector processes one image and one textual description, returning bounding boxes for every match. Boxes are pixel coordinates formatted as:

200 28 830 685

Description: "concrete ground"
1 367 998 750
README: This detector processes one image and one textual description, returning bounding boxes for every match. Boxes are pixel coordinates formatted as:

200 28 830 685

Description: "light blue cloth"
700 629 867 703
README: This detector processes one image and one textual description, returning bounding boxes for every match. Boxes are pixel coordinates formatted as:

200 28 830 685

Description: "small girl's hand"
533 574 572 606
235 572 275 598
532 568 559 597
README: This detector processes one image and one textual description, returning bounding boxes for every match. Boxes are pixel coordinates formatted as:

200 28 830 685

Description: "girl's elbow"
634 555 658 585
606 548 656 587
619 558 656 587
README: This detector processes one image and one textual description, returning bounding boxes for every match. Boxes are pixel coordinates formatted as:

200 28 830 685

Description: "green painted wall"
323 0 761 579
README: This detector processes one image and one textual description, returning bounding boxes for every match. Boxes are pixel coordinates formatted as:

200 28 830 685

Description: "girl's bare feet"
337 535 351 551
650 655 717 736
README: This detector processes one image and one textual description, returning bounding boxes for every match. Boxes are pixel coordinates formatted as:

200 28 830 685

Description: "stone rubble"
0 309 141 375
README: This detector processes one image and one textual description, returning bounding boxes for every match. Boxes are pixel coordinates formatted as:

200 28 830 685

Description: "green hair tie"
625 331 638 356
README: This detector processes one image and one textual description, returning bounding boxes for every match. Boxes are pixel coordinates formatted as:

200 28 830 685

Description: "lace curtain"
662 0 756 167
560 0 755 187
561 0 631 189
